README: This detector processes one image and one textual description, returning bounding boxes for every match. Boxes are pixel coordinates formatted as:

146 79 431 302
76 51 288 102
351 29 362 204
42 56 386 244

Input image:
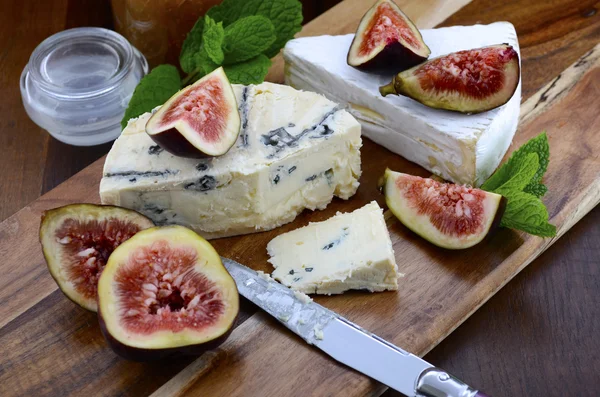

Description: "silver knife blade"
222 257 488 397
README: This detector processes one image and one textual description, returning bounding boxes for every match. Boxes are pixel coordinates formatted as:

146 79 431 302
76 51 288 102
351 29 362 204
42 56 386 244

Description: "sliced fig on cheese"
381 169 506 249
347 0 430 72
39 204 154 312
97 225 239 361
146 67 240 158
380 44 520 113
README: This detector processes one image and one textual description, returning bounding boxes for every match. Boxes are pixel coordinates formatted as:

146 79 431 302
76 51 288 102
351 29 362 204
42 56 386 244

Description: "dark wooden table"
1 0 599 395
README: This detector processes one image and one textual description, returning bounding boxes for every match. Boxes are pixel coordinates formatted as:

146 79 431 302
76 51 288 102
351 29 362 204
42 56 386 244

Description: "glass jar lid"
21 27 148 146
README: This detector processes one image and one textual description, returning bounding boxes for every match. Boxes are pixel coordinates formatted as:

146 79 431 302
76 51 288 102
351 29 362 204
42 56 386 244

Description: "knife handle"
415 367 490 397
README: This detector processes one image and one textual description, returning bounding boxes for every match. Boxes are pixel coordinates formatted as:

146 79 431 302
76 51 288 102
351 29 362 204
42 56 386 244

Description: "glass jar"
111 0 223 67
20 28 148 146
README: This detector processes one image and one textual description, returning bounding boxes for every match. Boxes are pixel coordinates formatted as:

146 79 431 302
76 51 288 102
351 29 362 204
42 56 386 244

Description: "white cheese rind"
100 83 362 239
268 201 398 294
283 22 521 186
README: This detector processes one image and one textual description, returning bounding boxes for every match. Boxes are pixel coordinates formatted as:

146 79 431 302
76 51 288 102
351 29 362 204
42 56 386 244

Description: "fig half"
380 44 520 113
97 226 239 361
39 204 154 312
382 169 506 249
145 67 240 159
347 0 430 72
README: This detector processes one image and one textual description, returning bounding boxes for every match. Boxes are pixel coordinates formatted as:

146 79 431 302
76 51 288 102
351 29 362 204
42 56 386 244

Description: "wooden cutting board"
1 1 599 396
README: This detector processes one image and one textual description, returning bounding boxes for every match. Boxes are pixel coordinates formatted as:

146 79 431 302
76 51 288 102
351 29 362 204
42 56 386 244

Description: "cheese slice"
283 22 521 187
100 82 362 239
268 201 398 294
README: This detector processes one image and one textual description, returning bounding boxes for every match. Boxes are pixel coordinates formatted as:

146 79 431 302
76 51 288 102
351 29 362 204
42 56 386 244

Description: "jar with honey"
111 0 223 68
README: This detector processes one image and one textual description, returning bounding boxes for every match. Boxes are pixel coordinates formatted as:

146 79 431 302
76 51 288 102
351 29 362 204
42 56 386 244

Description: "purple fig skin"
347 40 428 73
486 195 507 238
98 308 238 362
148 127 214 159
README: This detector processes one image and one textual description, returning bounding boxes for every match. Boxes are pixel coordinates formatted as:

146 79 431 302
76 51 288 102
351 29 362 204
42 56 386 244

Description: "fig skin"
380 44 520 114
145 67 241 159
98 308 237 362
39 204 155 312
147 126 212 159
382 169 507 249
97 226 239 361
347 0 430 73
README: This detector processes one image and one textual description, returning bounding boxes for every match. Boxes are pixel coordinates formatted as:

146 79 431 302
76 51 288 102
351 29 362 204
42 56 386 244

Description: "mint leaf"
202 16 225 65
223 16 276 64
482 132 550 194
500 191 556 237
180 16 224 75
494 153 539 196
524 183 548 197
208 0 302 58
223 54 271 84
121 65 181 129
180 18 205 73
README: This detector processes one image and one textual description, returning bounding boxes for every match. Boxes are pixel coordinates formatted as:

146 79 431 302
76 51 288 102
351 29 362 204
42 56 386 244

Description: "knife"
222 257 490 397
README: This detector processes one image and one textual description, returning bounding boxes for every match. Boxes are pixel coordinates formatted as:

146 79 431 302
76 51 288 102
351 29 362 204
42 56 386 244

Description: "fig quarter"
347 0 430 72
380 44 520 114
145 67 241 159
382 169 506 249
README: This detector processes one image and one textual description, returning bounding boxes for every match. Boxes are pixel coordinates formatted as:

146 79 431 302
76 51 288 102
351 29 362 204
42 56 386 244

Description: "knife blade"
222 257 490 397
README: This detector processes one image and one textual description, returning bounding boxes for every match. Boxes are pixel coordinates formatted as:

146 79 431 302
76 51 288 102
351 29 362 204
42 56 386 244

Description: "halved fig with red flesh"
145 67 240 159
347 0 430 72
97 226 239 361
380 44 520 113
382 169 506 249
39 204 155 312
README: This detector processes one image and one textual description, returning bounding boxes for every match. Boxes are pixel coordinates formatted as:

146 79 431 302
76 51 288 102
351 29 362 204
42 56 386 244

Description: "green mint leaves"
223 16 276 64
482 132 556 237
123 0 302 127
202 16 225 65
499 192 557 237
223 54 272 85
120 65 181 129
482 132 550 197
207 0 303 58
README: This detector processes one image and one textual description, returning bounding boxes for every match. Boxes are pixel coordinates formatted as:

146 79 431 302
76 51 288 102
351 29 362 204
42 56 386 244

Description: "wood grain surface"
0 1 599 396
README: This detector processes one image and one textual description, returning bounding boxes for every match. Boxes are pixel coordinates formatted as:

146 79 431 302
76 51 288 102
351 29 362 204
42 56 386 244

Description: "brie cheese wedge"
283 22 521 186
268 201 398 294
100 82 362 239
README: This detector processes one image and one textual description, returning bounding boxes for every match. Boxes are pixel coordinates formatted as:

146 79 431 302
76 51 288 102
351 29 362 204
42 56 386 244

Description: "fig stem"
181 68 202 87
379 82 397 97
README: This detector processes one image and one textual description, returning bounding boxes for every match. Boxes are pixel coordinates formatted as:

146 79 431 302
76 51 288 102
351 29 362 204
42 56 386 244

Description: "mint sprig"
482 132 550 197
482 132 556 237
123 0 302 127
121 65 181 129
207 0 303 58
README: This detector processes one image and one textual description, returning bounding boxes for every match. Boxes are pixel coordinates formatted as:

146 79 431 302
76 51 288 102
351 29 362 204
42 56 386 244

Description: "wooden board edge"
520 43 600 125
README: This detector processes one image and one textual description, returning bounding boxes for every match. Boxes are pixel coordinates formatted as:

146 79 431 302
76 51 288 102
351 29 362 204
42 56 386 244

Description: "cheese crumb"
293 290 313 304
279 314 291 322
313 326 324 340
256 270 272 282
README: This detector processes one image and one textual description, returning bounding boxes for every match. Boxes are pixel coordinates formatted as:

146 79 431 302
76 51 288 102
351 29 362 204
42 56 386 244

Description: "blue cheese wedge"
283 22 521 187
100 83 362 239
268 201 398 294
